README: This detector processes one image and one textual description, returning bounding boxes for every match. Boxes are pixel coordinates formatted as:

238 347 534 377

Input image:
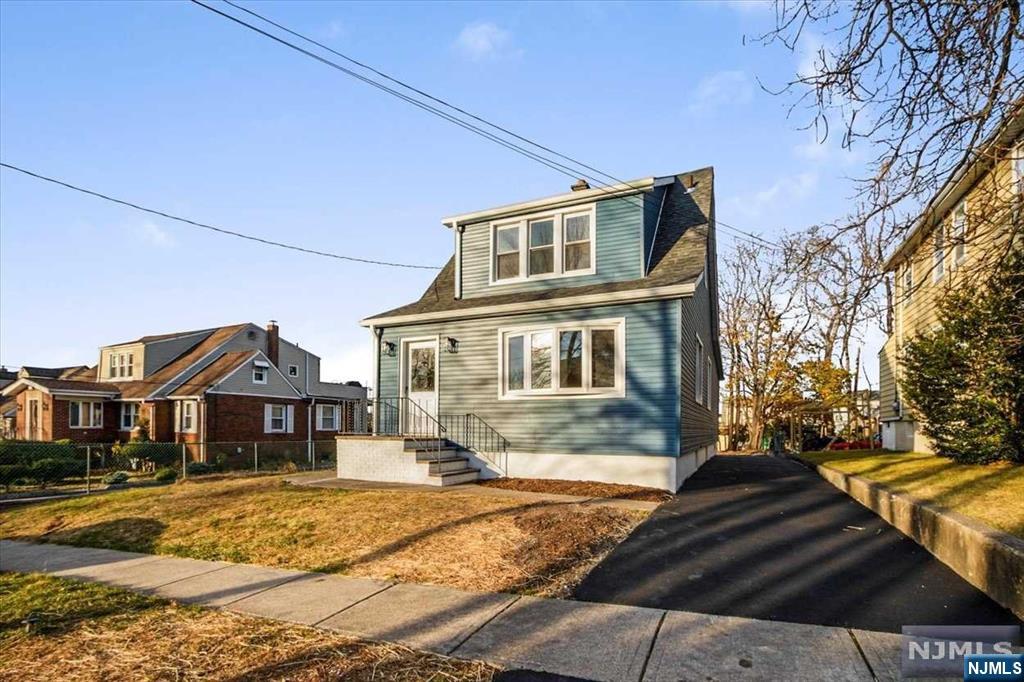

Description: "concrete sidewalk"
0 539 900 681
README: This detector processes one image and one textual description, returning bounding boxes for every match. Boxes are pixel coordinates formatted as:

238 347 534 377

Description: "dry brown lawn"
477 477 672 503
0 476 647 597
0 572 497 681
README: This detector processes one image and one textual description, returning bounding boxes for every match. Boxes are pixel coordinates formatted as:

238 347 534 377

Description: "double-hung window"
109 352 134 378
491 204 596 283
265 404 293 433
495 225 521 280
1015 142 1024 194
563 211 592 272
120 403 140 430
69 400 103 428
108 354 117 378
500 319 624 398
528 218 555 275
951 202 967 266
932 227 945 282
317 404 338 431
175 400 196 433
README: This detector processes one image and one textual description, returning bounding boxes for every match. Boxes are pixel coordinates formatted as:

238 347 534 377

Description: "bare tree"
762 0 1022 253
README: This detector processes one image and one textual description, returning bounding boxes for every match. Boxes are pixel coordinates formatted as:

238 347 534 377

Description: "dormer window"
491 204 596 284
495 225 520 280
252 360 269 384
108 352 134 378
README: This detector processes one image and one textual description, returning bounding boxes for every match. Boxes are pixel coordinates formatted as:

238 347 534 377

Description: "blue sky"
0 0 878 386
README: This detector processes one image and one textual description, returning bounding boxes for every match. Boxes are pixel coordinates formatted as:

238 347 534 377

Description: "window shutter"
333 405 339 430
264 404 272 433
286 405 295 433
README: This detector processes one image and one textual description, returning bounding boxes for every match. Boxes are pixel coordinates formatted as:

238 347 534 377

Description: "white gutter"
441 177 659 227
453 222 463 300
362 281 697 327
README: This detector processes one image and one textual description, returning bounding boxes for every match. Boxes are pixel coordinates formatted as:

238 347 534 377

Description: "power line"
0 162 441 270
192 0 783 253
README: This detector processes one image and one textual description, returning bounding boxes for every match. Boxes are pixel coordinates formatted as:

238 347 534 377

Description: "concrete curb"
792 455 1024 619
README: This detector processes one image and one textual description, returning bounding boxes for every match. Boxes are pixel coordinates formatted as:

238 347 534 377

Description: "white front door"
405 340 438 435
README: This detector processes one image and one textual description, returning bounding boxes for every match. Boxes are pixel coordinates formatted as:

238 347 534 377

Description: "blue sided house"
342 168 722 492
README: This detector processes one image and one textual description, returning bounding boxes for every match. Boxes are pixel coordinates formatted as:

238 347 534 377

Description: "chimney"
266 320 280 366
571 178 590 192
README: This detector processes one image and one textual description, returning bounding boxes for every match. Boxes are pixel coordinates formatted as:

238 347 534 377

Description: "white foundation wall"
881 420 931 453
471 443 716 492
336 439 434 485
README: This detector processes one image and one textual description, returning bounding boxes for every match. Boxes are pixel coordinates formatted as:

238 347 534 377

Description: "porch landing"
335 436 480 487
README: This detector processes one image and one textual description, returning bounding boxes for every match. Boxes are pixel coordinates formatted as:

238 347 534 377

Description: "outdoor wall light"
445 337 459 354
382 341 397 357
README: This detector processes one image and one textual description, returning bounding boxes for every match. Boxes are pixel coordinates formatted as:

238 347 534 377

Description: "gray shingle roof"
365 168 714 322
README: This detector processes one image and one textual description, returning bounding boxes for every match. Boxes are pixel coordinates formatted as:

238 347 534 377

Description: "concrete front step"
403 438 449 451
430 468 480 486
427 457 471 474
414 447 460 461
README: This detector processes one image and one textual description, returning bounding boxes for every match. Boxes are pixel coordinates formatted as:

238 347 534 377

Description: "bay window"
491 204 596 283
500 319 624 398
69 400 103 428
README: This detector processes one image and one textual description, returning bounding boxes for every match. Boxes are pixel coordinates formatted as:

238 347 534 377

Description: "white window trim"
695 336 705 405
120 402 140 430
706 356 714 410
489 203 596 286
317 404 338 431
951 200 967 266
69 400 104 429
175 400 197 434
252 365 268 385
497 318 625 400
264 403 294 434
932 226 945 283
902 262 913 308
288 364 299 377
1013 141 1024 194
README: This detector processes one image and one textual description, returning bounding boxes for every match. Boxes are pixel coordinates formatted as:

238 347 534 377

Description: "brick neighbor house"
1 322 367 449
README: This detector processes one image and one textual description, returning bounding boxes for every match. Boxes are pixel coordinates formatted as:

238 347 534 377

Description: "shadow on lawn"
15 517 168 554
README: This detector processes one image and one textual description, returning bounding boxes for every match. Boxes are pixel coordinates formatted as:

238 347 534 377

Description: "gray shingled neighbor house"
342 168 723 491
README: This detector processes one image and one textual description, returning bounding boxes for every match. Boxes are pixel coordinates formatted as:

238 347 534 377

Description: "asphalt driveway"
573 454 1020 633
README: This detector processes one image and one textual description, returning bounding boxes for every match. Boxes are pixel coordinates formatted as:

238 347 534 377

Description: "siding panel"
378 300 680 456
679 277 719 453
460 196 644 299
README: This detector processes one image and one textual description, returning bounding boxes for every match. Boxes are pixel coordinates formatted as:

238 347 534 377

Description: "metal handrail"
438 412 510 475
373 396 447 463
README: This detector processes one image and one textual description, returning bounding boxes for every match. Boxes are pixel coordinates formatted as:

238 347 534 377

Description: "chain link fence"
0 439 336 501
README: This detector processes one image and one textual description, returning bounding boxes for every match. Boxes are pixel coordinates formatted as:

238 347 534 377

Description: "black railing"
438 412 510 475
372 397 447 463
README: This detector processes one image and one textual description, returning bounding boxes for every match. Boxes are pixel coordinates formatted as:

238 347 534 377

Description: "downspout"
372 326 382 435
307 396 315 466
199 397 207 463
453 222 464 300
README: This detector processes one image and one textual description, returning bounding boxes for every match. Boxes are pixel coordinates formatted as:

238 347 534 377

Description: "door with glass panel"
404 340 438 436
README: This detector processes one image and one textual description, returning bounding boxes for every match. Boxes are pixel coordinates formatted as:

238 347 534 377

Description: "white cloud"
137 221 173 248
722 172 820 221
321 20 346 41
454 22 517 61
687 70 753 115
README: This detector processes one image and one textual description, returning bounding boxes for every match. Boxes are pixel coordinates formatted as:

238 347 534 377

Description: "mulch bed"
478 477 672 503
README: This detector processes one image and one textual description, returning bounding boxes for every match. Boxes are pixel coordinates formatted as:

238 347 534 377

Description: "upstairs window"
500 319 623 398
1014 141 1024 194
563 212 592 271
495 225 521 280
528 219 555 275
109 352 134 378
288 364 299 377
491 204 596 284
951 202 967 266
252 361 269 384
932 227 945 283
